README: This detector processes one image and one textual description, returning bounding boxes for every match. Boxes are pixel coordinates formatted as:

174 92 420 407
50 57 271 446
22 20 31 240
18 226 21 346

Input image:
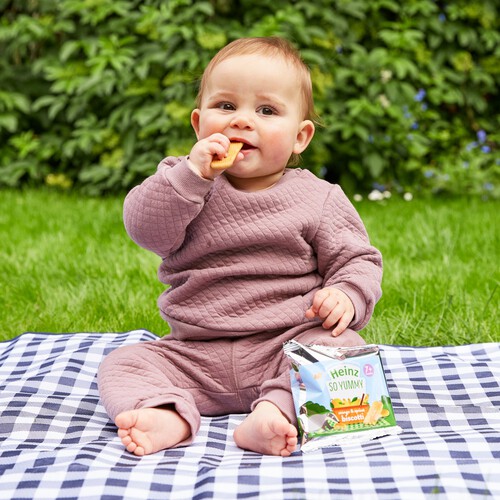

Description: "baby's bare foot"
115 407 190 456
233 401 298 457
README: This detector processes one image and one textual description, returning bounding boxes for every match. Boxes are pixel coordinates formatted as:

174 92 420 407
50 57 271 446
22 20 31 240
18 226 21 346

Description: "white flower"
368 190 384 201
403 192 413 201
383 190 392 199
353 194 363 202
380 70 393 83
378 94 391 108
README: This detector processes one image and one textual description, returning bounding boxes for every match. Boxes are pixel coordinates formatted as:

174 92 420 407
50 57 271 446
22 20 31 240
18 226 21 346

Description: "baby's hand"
188 134 238 180
305 288 355 337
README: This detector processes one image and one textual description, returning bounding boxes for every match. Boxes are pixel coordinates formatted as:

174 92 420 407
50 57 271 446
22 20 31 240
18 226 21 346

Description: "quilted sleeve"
123 156 213 257
312 185 383 330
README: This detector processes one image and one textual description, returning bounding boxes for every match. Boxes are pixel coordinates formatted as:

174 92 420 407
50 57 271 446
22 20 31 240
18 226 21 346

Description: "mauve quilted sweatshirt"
123 157 382 340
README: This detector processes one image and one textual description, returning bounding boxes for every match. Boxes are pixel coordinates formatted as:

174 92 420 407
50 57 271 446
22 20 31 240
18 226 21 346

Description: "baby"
97 37 382 457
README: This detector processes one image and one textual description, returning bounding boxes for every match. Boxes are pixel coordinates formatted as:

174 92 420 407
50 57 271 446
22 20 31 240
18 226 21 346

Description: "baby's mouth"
230 138 255 151
239 142 257 154
240 144 257 159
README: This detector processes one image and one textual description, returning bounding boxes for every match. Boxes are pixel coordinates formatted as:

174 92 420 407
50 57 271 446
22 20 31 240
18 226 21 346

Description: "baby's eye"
216 102 235 111
258 106 277 116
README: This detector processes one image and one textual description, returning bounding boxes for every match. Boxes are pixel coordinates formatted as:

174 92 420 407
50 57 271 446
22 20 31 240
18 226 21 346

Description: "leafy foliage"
0 0 498 196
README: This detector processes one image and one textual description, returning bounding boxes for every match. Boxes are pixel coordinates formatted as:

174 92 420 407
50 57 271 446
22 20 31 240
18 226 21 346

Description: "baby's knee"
100 344 136 371
97 343 160 420
97 343 152 386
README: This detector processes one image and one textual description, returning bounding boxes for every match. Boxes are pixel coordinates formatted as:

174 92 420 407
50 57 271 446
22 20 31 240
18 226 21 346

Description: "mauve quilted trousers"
97 325 364 445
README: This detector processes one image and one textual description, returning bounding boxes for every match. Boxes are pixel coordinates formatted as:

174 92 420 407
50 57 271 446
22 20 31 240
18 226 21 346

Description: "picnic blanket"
1 330 499 499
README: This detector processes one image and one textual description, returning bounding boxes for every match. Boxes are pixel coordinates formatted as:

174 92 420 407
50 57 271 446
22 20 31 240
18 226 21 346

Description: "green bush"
0 0 498 197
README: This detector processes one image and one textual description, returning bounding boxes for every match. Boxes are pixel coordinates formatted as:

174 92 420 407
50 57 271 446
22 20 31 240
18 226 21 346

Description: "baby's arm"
311 185 383 333
305 287 355 337
123 134 243 257
123 156 213 257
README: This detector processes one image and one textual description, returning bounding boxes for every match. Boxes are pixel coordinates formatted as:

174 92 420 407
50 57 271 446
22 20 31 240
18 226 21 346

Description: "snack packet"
284 340 402 453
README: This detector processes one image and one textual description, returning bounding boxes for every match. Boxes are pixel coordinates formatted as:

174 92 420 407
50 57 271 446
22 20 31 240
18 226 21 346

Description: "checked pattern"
1 330 500 499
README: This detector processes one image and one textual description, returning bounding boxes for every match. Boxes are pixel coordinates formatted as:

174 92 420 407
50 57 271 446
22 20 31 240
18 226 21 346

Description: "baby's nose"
230 112 254 129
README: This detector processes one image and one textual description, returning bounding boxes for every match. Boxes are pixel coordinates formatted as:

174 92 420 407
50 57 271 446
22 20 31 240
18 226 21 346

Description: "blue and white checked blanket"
1 330 499 499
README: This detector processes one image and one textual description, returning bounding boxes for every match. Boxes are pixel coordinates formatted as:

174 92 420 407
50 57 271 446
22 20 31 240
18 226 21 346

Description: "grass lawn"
0 188 498 345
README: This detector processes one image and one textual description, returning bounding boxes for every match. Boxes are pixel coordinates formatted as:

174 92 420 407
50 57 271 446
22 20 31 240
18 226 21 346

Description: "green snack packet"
284 340 402 453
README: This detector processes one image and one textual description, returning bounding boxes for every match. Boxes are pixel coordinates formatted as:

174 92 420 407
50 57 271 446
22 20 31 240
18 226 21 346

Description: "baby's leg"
233 401 298 457
115 406 191 456
97 341 201 454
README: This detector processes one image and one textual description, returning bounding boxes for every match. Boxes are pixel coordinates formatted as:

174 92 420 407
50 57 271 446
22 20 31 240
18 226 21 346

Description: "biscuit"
363 400 384 425
211 142 243 169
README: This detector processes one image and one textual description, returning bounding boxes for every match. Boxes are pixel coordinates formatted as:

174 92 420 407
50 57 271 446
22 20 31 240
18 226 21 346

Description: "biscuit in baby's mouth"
211 142 243 170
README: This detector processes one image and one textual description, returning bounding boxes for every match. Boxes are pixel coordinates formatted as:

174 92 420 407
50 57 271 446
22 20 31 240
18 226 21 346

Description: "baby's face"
191 53 314 191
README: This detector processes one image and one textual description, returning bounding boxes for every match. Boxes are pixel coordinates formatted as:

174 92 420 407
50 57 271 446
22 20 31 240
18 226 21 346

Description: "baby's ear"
191 109 201 139
293 120 315 154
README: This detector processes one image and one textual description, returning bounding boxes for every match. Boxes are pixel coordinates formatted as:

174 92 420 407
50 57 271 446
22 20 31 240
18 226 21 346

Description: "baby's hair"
196 37 315 122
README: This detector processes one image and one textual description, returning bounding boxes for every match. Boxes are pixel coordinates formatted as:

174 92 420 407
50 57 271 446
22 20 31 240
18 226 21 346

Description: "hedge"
0 0 498 197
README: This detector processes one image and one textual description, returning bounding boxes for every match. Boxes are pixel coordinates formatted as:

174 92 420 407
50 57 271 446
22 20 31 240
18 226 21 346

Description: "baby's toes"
120 434 133 447
117 428 129 439
125 441 137 453
280 446 293 457
134 446 146 457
